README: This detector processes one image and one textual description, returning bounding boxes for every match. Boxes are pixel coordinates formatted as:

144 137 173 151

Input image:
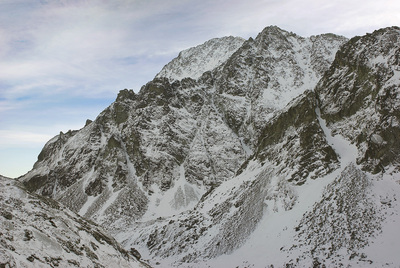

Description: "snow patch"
316 106 358 166
141 165 205 221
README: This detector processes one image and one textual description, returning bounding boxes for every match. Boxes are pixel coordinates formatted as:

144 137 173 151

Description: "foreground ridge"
0 175 149 267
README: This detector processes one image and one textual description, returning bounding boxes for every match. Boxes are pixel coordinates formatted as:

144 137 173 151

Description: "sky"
0 0 399 178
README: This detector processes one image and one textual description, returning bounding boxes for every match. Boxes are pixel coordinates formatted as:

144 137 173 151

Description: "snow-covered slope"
0 175 149 267
156 36 245 81
18 26 400 267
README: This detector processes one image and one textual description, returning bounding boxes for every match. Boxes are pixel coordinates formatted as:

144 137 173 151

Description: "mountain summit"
13 26 400 267
156 36 245 81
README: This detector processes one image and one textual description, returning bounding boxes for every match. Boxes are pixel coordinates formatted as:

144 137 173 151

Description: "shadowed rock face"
17 26 400 267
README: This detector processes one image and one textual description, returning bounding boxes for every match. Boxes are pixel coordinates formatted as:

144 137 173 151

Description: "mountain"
0 175 149 267
20 26 347 230
18 26 400 267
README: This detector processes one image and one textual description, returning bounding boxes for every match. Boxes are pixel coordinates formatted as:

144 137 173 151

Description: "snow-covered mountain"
15 26 400 267
155 36 245 81
0 175 149 267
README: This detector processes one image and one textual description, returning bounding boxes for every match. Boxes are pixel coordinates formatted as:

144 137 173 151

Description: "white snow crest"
156 36 245 81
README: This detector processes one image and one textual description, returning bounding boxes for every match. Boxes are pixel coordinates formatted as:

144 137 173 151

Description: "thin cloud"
0 0 202 100
0 130 53 147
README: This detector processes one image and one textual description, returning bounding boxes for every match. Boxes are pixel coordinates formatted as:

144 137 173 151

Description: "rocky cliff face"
19 26 400 267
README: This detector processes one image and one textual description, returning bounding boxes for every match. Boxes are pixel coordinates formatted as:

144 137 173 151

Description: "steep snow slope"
0 175 148 268
156 36 245 81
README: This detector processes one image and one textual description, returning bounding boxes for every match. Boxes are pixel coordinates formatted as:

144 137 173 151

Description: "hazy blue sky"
1 0 399 178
